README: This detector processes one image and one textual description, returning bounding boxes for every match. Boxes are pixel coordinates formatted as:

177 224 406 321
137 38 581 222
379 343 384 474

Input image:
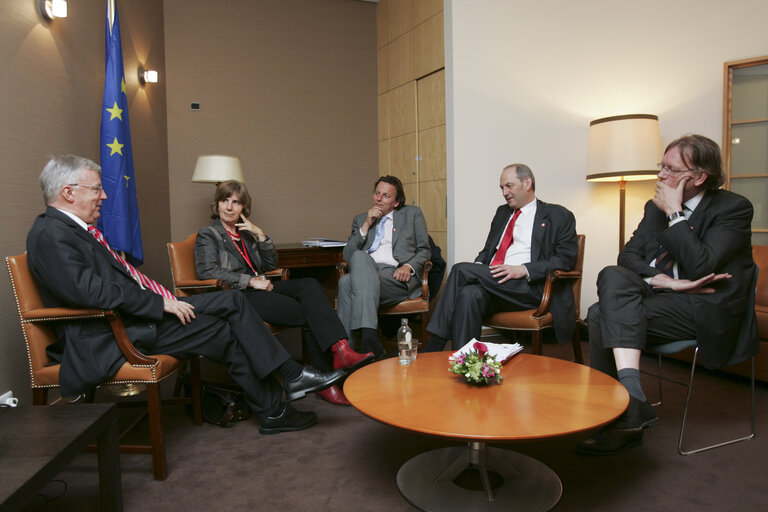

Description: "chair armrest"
532 269 582 318
24 307 159 367
336 261 349 278
174 279 230 295
419 261 433 300
264 268 289 280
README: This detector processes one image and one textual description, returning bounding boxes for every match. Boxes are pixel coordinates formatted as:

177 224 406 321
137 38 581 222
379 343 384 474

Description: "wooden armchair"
336 261 434 342
6 253 202 481
484 234 585 363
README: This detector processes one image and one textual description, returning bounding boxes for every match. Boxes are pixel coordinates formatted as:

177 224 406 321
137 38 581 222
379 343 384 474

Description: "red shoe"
331 339 375 371
316 385 351 406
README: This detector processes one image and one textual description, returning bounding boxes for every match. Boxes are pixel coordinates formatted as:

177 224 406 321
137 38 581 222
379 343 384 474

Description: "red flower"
473 341 488 359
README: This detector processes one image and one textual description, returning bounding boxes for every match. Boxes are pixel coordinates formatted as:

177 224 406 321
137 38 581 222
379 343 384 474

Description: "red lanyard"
226 230 258 275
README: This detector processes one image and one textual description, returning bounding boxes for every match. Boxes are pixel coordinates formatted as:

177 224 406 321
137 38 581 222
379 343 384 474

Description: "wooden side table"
0 403 122 512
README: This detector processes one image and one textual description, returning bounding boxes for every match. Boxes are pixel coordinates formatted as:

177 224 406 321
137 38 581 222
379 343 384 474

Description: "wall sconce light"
191 155 245 184
138 67 159 85
38 0 67 20
586 114 661 252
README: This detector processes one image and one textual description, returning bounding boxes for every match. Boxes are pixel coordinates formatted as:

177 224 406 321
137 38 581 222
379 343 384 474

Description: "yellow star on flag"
106 102 123 121
107 137 124 156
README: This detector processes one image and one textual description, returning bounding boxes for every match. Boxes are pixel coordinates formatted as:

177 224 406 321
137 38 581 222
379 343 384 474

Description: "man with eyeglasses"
27 154 348 434
578 134 758 455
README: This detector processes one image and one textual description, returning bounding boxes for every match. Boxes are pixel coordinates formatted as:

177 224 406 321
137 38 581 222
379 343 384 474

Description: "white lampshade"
191 155 245 184
587 114 662 182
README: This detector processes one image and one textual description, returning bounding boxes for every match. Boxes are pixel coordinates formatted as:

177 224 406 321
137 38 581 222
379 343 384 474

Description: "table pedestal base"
397 442 561 512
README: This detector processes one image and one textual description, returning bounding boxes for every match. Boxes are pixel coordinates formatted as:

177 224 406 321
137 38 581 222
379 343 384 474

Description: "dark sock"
617 368 647 401
278 359 303 382
424 333 447 352
361 328 385 357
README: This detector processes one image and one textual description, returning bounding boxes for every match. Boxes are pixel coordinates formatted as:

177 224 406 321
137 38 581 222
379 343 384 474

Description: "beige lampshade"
586 114 661 182
191 155 245 183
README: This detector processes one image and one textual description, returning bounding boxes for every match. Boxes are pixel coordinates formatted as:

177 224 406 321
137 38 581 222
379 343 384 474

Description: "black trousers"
242 278 347 372
134 290 289 418
426 262 541 350
587 265 697 378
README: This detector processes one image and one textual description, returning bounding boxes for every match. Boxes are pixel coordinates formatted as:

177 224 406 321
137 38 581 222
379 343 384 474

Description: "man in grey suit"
337 175 431 356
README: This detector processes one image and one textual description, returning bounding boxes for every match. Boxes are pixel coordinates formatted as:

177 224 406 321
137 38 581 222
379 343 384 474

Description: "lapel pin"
540 223 546 227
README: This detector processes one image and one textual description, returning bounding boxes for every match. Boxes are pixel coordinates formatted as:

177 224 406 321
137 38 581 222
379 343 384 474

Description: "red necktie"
490 209 522 266
88 226 176 300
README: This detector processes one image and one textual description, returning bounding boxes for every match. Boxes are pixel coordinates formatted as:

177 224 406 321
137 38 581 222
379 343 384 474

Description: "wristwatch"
667 211 685 222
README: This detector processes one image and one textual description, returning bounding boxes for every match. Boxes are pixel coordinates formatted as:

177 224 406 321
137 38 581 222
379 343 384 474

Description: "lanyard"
226 230 258 275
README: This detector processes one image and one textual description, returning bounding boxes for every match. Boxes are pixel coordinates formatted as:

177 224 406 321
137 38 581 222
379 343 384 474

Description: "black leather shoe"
284 366 346 402
575 429 643 455
258 403 318 435
610 396 659 432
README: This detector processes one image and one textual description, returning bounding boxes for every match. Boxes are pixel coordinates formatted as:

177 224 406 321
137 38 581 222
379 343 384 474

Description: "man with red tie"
424 164 578 351
26 155 346 434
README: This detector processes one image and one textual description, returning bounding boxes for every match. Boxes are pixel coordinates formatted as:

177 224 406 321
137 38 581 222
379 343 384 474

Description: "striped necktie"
88 226 176 300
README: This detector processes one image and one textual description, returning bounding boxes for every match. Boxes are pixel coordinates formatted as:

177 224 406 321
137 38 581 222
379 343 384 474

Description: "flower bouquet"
449 341 503 385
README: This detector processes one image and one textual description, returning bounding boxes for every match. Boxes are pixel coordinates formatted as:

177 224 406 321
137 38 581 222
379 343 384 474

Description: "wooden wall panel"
418 69 446 129
419 179 447 231
414 12 445 79
378 92 389 140
418 125 446 182
389 132 419 184
414 0 444 26
403 182 418 207
389 81 418 137
389 29 416 89
379 139 390 175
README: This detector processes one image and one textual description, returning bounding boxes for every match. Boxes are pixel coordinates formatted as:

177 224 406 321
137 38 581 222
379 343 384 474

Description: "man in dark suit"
27 155 346 434
337 175 431 356
577 134 757 455
424 164 578 351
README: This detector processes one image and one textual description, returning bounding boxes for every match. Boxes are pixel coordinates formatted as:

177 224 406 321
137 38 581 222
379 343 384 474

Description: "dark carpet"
21 341 767 512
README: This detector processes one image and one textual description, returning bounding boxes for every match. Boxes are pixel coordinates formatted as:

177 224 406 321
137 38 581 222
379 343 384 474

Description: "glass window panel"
751 232 768 246
732 63 768 121
730 177 768 229
730 122 768 174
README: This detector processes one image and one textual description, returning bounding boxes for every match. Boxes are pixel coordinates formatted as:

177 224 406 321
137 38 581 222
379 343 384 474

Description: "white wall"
446 0 768 316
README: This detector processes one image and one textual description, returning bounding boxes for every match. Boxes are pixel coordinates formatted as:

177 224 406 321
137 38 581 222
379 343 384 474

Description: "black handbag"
201 381 251 427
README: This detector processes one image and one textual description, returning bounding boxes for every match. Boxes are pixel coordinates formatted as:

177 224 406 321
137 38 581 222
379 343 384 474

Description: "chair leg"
33 388 48 405
571 328 583 364
678 350 756 455
189 358 203 426
531 330 543 355
145 382 168 480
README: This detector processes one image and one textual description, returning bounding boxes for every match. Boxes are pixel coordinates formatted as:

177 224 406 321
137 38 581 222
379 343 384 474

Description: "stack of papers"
301 238 347 247
449 338 523 364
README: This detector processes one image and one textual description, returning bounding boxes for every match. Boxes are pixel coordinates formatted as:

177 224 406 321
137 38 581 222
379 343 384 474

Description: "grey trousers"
336 250 420 336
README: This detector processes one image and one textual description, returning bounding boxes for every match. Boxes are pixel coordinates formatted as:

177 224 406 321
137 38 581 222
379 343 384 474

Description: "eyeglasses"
657 163 699 175
68 183 103 192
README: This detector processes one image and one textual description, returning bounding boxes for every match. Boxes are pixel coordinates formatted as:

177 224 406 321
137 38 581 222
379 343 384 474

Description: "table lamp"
191 155 245 184
587 114 661 252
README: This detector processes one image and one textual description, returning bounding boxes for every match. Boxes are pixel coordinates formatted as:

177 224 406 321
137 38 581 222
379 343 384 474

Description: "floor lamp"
586 114 661 252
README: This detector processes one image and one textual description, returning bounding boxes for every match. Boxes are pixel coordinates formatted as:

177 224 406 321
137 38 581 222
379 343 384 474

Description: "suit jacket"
619 189 757 368
26 207 166 396
342 205 431 278
475 200 578 343
195 219 278 289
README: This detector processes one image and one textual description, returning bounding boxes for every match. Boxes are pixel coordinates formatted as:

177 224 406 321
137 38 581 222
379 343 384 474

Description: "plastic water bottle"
397 318 413 365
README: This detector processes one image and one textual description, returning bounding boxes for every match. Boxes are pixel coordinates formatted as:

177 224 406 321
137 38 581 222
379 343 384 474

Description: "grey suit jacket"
343 204 431 277
195 219 278 289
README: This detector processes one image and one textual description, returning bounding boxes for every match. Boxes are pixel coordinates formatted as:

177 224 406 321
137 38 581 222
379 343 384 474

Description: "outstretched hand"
650 272 731 293
164 298 196 324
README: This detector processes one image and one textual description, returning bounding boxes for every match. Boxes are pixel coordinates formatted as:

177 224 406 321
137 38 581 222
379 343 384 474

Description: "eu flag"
98 0 143 265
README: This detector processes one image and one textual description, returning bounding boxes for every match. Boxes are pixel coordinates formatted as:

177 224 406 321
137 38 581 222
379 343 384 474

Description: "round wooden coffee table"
344 352 628 512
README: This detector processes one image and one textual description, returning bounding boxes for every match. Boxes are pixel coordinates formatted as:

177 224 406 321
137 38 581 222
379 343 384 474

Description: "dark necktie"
654 246 675 277
88 226 176 300
491 209 522 265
